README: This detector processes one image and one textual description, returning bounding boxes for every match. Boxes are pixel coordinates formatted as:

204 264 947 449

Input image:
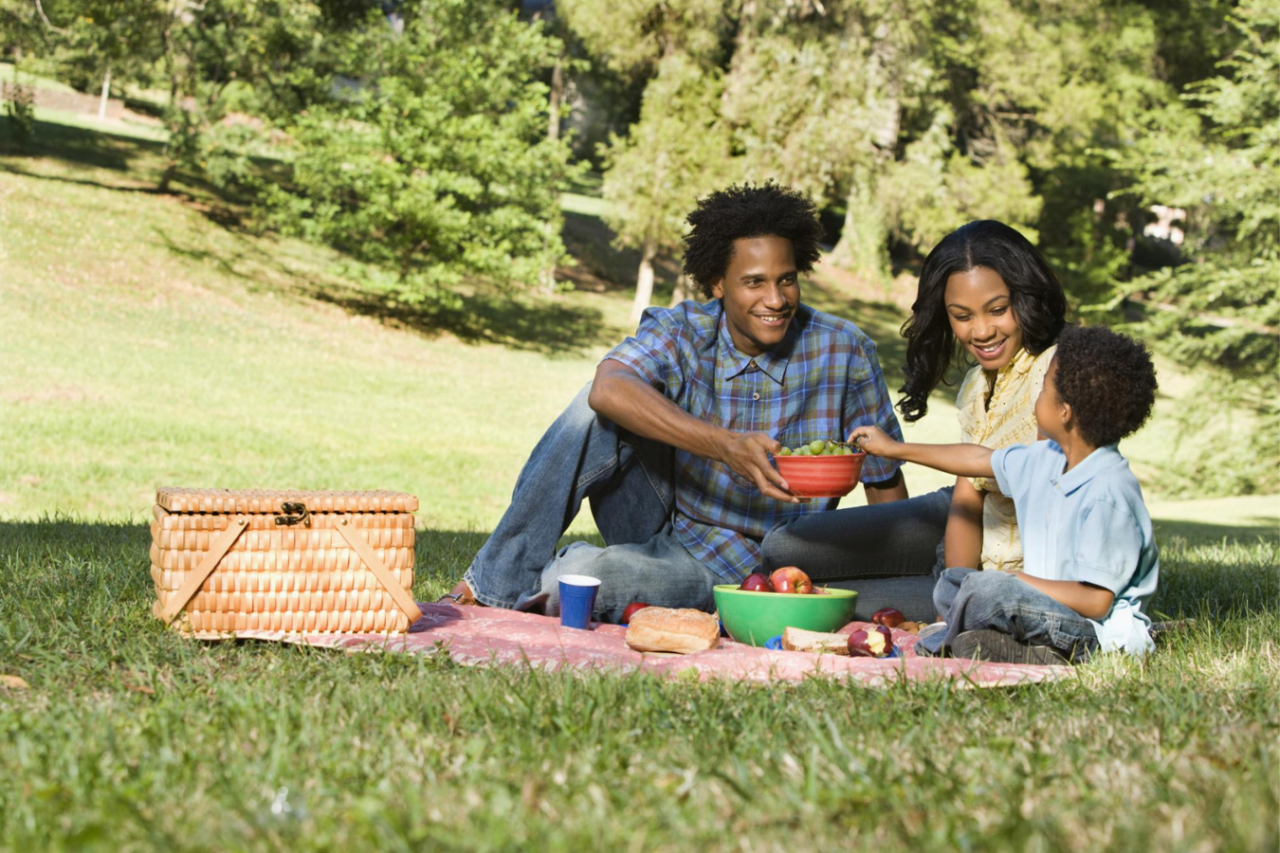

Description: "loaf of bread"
624 607 720 654
781 627 850 654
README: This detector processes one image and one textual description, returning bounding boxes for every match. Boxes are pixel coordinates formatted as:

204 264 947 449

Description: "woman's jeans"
921 568 1099 659
462 384 719 622
760 488 953 622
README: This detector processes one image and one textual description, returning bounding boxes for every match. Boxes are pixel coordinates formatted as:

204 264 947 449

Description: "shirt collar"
715 306 797 384
1051 443 1127 495
998 345 1038 380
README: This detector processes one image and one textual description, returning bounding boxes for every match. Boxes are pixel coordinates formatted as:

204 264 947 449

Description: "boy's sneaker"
951 629 1071 666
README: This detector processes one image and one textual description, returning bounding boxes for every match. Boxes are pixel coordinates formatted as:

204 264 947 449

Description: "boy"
850 325 1160 665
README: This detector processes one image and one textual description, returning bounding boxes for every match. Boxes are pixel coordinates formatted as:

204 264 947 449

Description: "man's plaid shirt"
604 299 904 581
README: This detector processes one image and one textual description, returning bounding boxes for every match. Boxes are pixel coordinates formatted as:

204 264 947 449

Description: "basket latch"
275 501 311 527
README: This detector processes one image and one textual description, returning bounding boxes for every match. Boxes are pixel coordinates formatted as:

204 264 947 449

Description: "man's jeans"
760 488 952 622
920 568 1099 659
462 384 720 621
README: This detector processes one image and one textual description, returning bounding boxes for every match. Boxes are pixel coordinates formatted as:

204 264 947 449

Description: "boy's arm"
848 426 996 479
1015 575 1115 620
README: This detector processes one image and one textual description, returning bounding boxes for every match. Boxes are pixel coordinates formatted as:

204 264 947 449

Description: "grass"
0 111 1277 851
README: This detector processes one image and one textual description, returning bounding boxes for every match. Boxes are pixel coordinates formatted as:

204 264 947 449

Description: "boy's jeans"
920 568 1099 660
462 383 720 621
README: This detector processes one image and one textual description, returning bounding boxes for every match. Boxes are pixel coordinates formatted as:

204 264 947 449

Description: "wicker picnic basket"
150 488 422 637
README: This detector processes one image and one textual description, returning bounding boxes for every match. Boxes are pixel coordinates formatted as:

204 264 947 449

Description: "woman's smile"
944 266 1024 371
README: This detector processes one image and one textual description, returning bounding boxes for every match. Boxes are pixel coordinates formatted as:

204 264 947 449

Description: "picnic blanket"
212 602 1073 689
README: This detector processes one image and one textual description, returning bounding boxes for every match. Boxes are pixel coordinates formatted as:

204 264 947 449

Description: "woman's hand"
848 425 903 459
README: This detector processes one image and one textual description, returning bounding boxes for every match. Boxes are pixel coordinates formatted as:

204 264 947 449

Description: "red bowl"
773 452 867 498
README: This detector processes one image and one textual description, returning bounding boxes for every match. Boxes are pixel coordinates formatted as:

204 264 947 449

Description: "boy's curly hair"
682 183 824 297
1054 325 1158 448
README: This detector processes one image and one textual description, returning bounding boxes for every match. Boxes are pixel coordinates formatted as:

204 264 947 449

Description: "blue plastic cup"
558 574 602 630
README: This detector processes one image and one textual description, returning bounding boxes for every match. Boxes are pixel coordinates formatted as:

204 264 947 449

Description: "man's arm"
588 359 800 503
848 425 996 479
1016 575 1115 620
863 468 908 504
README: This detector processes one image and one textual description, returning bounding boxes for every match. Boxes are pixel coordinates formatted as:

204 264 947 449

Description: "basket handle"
333 517 423 627
159 516 250 625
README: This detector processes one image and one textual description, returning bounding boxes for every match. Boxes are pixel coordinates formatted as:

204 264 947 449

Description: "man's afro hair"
1054 325 1158 448
682 182 824 297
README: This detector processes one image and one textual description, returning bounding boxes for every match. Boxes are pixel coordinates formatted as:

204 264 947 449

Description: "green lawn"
1 115 1277 851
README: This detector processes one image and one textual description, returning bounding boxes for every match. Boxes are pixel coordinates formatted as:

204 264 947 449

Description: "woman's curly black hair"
682 183 824 296
898 220 1067 422
1053 325 1158 448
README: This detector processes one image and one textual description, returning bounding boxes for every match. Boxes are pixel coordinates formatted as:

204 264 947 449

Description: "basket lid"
155 488 418 514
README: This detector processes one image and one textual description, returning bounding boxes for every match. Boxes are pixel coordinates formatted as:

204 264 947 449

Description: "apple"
871 607 906 629
739 572 775 593
769 566 813 595
620 602 650 624
847 624 894 658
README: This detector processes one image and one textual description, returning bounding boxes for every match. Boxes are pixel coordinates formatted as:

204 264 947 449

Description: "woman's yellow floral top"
955 344 1057 573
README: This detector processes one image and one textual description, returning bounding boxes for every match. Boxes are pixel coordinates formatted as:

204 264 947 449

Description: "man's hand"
847 425 903 459
717 431 799 503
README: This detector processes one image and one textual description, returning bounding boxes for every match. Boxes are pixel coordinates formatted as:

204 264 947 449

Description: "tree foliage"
265 0 573 297
1103 0 1279 494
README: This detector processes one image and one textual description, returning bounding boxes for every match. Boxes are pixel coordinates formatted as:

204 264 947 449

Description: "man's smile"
752 311 791 327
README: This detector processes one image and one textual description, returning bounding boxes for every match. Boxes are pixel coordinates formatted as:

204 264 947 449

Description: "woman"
761 220 1067 620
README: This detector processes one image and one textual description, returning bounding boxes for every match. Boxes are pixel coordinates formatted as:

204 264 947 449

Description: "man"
450 183 909 621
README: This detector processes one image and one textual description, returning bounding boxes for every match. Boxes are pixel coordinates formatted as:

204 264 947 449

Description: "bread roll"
625 607 719 654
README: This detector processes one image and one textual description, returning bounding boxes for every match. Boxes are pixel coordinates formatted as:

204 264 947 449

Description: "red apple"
769 566 813 595
739 572 775 593
620 602 650 624
847 624 894 658
871 607 905 629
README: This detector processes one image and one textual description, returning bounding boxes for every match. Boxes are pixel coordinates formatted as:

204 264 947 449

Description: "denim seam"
576 453 621 489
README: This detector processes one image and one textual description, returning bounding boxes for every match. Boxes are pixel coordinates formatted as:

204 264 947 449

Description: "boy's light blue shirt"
990 441 1159 655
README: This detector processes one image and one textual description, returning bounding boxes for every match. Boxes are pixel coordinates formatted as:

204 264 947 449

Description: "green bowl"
713 584 858 647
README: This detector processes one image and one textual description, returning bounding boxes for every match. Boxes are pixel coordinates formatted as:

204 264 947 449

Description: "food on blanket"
624 607 720 654
739 572 776 593
847 624 894 658
620 602 650 624
897 621 923 635
769 566 813 595
871 607 905 628
781 627 850 655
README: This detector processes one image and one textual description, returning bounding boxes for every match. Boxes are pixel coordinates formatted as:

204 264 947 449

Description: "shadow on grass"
312 284 621 357
1153 517 1280 545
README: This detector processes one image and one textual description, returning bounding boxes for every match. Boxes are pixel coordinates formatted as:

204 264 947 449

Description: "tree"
266 0 574 298
1103 0 1279 494
598 54 735 321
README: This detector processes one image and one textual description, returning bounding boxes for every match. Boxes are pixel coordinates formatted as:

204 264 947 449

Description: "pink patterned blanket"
216 603 1073 689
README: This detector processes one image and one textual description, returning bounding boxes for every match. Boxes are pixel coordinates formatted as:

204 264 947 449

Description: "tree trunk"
547 56 563 142
98 61 111 121
668 273 695 307
630 239 658 323
829 159 889 284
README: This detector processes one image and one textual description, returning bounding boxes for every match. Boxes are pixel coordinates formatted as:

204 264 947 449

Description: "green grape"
808 439 826 455
777 446 792 456
798 446 812 456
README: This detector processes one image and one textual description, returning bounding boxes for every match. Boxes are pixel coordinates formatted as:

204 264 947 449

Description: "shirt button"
752 392 760 401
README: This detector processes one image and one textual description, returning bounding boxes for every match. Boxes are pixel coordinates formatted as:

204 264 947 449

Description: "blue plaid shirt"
604 299 904 581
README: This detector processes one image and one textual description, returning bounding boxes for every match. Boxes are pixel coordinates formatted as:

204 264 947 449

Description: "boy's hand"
848 425 902 459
